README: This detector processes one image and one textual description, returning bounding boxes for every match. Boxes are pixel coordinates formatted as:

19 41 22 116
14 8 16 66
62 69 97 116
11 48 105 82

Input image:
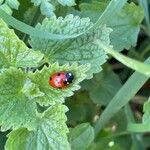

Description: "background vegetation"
0 0 150 149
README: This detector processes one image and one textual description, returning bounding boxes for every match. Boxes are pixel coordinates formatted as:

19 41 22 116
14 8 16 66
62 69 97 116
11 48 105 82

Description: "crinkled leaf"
58 0 76 6
29 62 89 106
82 69 122 105
0 19 43 69
5 105 71 150
31 0 41 6
30 15 111 78
6 0 20 10
69 123 94 150
0 68 38 131
79 1 144 51
40 1 55 17
31 0 75 17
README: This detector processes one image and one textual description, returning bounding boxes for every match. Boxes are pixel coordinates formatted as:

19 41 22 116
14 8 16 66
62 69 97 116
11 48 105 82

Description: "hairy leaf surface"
30 15 111 78
5 105 71 150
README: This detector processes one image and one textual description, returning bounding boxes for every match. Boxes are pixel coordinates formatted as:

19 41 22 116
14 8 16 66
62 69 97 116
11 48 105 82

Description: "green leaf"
109 2 144 51
0 19 44 69
0 0 4 5
5 104 71 150
0 0 126 40
82 69 121 105
31 0 41 6
79 1 144 51
40 1 55 17
30 15 112 78
0 8 93 40
66 91 97 126
0 68 38 131
29 63 89 106
31 0 75 17
58 0 76 6
69 123 95 150
89 0 127 27
6 0 20 10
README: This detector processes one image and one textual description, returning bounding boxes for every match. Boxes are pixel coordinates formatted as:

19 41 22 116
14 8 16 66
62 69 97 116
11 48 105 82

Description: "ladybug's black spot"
57 73 61 76
50 77 52 80
63 81 68 85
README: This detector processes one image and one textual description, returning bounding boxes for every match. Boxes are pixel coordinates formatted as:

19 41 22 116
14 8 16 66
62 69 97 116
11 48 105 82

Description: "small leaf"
0 0 4 5
82 69 122 105
31 0 42 6
29 62 89 106
58 0 76 6
30 15 112 78
0 19 44 69
79 1 144 51
108 2 144 51
40 1 55 17
6 0 20 10
22 79 45 100
0 68 37 131
69 123 95 150
5 105 71 150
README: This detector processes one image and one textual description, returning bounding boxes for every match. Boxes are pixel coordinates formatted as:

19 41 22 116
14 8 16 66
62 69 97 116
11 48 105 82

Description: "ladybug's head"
66 72 74 84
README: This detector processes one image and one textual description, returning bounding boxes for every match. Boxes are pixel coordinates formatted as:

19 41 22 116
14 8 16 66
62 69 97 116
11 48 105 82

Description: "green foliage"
82 68 122 105
78 1 144 51
0 68 37 131
0 10 90 148
31 0 75 17
6 0 19 9
69 123 95 150
5 105 71 150
29 63 90 106
0 0 148 149
0 19 43 69
94 57 150 135
95 40 150 76
0 0 19 14
66 91 97 126
30 15 112 78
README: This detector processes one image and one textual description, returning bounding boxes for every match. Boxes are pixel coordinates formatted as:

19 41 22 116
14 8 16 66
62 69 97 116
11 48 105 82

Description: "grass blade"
95 40 150 76
94 57 150 135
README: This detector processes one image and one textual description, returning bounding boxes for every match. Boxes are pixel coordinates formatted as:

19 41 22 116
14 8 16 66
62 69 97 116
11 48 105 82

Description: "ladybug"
49 72 74 89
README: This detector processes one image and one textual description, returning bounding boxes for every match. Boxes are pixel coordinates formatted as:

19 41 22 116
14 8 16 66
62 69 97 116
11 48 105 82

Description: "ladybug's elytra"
49 72 74 89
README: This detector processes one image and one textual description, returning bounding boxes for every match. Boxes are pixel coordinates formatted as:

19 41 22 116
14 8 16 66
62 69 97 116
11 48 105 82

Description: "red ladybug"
49 72 74 89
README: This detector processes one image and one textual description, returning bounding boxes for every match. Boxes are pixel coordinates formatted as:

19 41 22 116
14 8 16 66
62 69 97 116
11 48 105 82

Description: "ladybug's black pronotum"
49 72 74 89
